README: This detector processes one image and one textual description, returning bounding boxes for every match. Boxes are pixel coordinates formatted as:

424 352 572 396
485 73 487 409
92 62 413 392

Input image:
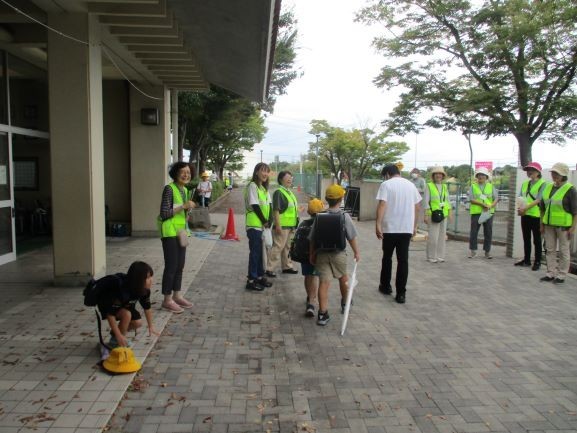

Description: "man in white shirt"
375 164 422 304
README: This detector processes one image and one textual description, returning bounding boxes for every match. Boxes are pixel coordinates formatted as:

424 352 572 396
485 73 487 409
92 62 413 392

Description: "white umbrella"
340 261 358 336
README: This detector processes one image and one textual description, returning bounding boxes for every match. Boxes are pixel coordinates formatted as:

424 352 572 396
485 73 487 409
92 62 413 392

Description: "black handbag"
431 209 445 223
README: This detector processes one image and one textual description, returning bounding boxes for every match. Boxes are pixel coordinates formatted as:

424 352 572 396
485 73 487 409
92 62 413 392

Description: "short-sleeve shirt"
96 274 151 318
247 182 272 207
197 181 212 198
410 177 426 196
376 177 422 234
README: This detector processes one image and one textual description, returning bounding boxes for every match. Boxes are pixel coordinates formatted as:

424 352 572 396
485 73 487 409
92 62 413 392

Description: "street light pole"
260 149 263 163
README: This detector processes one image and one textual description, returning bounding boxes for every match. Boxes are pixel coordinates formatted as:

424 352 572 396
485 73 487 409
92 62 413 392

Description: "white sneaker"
468 250 477 258
428 258 438 263
485 251 493 259
437 258 445 263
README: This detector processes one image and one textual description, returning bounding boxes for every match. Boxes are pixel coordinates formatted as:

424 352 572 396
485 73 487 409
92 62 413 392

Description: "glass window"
8 54 48 131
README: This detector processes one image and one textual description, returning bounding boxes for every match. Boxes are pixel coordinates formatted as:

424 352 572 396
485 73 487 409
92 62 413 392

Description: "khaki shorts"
315 251 347 282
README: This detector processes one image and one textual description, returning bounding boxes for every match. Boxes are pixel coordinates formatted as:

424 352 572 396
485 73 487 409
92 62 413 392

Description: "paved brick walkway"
103 189 577 433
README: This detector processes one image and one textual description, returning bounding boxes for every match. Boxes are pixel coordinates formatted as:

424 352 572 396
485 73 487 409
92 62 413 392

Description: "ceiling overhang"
3 0 279 101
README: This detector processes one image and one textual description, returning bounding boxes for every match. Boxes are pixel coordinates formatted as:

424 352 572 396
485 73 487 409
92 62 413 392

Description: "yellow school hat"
325 184 345 199
102 347 142 374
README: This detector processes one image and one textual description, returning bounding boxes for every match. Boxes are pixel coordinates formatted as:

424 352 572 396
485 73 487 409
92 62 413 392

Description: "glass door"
0 132 14 265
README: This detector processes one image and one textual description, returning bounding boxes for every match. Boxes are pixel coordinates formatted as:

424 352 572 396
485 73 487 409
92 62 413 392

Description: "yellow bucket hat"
307 198 324 215
325 184 346 199
102 347 142 374
201 171 210 178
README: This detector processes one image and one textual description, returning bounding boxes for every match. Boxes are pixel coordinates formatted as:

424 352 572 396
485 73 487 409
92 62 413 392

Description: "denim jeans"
247 228 264 280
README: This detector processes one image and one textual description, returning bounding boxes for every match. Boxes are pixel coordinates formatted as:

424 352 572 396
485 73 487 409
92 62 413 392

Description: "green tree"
262 9 302 113
357 0 577 166
308 119 409 182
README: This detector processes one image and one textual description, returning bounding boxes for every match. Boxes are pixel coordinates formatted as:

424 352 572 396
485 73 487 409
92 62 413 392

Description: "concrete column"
171 89 178 162
130 85 171 237
48 13 106 285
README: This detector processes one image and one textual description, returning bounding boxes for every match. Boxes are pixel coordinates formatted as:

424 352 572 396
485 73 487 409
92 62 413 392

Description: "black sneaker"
256 277 273 287
553 278 565 284
317 310 330 326
540 276 555 282
379 284 392 295
282 268 299 274
340 298 353 314
395 294 406 304
515 260 531 267
246 280 265 291
531 262 541 271
305 303 315 317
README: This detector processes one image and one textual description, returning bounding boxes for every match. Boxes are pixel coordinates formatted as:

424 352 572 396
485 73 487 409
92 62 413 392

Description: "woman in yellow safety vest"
468 167 499 259
423 166 452 263
266 171 300 277
158 162 196 313
539 162 577 284
515 162 547 270
244 163 274 291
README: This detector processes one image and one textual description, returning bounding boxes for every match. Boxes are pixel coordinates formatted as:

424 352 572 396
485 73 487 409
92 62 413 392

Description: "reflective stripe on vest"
521 179 544 218
470 182 494 215
542 182 573 227
278 186 298 228
244 182 270 228
158 183 189 238
426 182 450 217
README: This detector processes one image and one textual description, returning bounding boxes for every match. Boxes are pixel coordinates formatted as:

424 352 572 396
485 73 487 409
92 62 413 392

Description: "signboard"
475 161 493 172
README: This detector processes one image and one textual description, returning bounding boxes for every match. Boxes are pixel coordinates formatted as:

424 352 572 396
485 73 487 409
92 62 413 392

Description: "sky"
242 0 577 176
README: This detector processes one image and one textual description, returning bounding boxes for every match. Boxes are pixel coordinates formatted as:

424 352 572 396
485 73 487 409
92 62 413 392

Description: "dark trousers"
161 237 187 295
380 233 412 295
521 215 542 263
247 228 264 280
469 214 493 251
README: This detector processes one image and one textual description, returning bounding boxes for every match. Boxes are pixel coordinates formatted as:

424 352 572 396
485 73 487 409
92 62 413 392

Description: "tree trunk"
514 133 532 167
178 120 187 162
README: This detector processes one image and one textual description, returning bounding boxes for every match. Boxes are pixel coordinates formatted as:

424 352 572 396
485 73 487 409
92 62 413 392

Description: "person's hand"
517 208 525 216
354 252 360 262
424 216 429 225
275 226 282 235
540 223 545 234
117 334 128 347
568 227 575 240
375 225 383 240
148 326 160 337
309 253 316 265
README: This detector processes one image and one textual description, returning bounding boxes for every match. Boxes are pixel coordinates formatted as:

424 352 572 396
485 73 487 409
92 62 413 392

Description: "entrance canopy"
1 0 279 101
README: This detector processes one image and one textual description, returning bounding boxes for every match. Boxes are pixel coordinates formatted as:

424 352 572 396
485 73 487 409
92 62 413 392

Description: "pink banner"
475 161 493 171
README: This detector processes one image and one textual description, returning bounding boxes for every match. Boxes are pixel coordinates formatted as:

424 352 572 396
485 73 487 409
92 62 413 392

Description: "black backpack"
314 212 346 252
83 273 124 307
290 219 314 263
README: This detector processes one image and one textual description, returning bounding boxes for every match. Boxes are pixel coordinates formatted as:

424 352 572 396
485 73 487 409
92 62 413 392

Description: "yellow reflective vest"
426 182 450 217
158 183 189 238
470 182 495 215
542 182 574 227
521 179 545 218
245 182 271 229
277 186 298 228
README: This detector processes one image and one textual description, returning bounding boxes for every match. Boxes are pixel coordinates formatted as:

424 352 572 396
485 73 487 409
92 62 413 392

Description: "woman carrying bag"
158 162 196 313
244 162 274 291
424 166 452 263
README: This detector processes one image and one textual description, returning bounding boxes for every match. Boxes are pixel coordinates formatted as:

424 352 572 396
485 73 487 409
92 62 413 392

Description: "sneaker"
162 300 184 313
437 258 445 263
515 259 531 267
256 277 272 287
265 271 277 277
553 277 565 284
485 251 493 259
282 268 299 274
317 311 330 326
531 262 541 271
340 298 353 314
428 258 438 263
395 294 406 304
246 280 265 291
173 297 193 309
540 275 555 282
305 303 315 318
468 250 477 258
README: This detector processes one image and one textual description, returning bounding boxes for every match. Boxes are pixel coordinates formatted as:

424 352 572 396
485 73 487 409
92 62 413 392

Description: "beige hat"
430 166 446 178
550 162 569 177
474 167 491 178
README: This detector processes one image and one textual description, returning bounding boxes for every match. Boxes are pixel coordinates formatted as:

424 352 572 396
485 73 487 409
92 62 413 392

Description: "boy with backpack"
84 261 160 347
290 198 324 317
308 184 360 326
